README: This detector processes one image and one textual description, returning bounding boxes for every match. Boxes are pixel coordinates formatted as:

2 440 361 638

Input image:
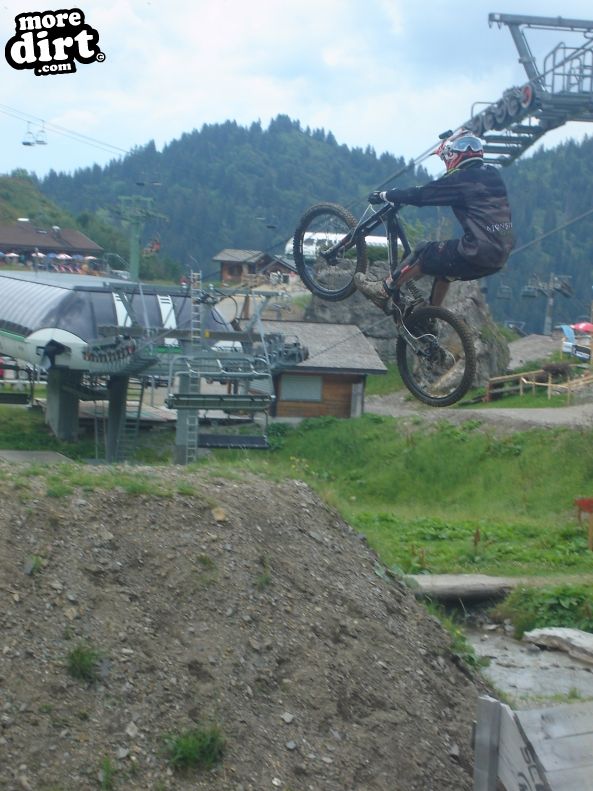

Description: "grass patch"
164 725 224 772
426 602 488 669
366 362 405 396
193 553 218 588
255 555 272 590
470 390 573 410
208 414 593 577
66 642 103 684
23 554 46 575
99 756 116 791
0 405 96 459
491 584 593 638
46 476 74 498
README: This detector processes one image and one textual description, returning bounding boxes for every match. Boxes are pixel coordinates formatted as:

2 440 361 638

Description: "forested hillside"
9 117 593 332
490 136 593 332
39 116 431 278
0 173 129 265
0 173 73 227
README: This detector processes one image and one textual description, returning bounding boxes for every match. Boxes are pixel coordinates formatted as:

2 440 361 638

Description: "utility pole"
521 273 573 335
117 196 166 281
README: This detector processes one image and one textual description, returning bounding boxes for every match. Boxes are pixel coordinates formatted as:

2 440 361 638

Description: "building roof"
212 249 265 264
0 270 230 343
257 319 387 375
0 222 103 255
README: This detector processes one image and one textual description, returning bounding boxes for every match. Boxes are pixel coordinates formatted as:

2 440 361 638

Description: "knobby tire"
293 203 368 301
396 305 476 407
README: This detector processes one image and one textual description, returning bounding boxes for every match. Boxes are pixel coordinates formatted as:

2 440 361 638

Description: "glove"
368 190 387 204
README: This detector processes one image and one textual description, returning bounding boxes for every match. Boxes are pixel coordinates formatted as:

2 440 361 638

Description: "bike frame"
321 203 412 278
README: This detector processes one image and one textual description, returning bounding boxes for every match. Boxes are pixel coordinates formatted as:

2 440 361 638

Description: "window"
280 374 322 402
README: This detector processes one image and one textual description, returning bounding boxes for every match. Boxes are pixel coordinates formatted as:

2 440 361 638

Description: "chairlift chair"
521 284 539 298
22 123 35 147
554 276 573 297
35 124 47 145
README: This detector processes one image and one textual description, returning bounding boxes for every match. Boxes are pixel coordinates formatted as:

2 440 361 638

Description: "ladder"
115 377 146 462
463 14 593 166
185 271 202 464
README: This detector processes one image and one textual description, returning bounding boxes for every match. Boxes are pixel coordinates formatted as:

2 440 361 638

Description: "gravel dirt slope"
0 465 488 791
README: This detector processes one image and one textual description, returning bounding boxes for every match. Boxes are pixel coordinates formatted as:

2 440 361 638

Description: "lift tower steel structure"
463 13 593 166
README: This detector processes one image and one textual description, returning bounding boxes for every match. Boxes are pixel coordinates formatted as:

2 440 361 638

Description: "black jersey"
387 160 514 267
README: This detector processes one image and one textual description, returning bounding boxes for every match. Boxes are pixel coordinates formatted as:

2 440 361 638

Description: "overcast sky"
1 0 593 181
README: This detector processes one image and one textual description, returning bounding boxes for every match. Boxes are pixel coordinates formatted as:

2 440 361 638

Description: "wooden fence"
485 366 593 403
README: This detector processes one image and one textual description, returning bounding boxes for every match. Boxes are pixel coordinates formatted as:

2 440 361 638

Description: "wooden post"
574 498 593 551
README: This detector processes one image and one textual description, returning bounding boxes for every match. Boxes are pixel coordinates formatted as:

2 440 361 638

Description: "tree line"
6 115 593 331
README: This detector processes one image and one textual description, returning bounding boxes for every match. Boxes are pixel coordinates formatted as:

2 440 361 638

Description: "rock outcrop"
304 264 509 385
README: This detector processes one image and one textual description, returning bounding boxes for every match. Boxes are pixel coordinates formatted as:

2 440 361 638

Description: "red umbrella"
571 322 593 334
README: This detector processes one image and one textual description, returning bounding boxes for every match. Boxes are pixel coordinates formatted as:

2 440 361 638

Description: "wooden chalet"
214 248 295 284
0 221 103 259
253 319 387 419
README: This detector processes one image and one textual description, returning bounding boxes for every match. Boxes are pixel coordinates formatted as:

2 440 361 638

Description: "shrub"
164 725 225 771
492 584 593 638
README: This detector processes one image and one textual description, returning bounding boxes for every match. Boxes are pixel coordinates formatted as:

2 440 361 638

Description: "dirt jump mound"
0 466 486 790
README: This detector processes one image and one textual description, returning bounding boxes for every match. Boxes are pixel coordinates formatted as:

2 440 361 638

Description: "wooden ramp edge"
474 696 593 790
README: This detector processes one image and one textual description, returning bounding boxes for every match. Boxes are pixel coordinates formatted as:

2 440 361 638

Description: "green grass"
66 642 103 683
0 405 96 458
209 414 593 577
366 362 404 396
4 402 593 634
425 602 489 668
99 756 116 791
164 725 225 771
491 584 593 638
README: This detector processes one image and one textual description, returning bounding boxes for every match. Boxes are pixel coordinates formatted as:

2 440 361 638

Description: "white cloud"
0 0 593 177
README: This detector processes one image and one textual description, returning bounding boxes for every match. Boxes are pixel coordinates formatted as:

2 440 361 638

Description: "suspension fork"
385 212 411 279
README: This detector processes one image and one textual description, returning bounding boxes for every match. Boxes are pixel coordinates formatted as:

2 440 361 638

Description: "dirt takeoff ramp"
0 465 488 790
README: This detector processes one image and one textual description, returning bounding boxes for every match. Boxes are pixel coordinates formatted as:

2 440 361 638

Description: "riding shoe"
354 273 391 310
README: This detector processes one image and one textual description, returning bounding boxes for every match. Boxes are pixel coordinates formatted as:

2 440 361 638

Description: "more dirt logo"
4 8 104 76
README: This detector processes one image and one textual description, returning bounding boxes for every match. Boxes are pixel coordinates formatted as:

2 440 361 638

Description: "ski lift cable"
291 205 593 366
0 103 130 156
510 205 593 257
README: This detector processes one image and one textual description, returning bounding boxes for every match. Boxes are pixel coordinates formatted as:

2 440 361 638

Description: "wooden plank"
497 704 550 791
473 696 501 791
515 702 593 790
407 574 519 601
517 701 593 741
522 732 593 774
545 766 593 791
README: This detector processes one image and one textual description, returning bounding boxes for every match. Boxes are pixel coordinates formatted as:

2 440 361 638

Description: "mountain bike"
292 201 476 407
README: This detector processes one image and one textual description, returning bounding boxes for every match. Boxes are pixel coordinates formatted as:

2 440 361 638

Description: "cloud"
1 0 593 177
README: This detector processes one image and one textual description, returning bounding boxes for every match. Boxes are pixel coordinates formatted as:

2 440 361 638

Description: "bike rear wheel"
293 203 367 301
396 305 476 407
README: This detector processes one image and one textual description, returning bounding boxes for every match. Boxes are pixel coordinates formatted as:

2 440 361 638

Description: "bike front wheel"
293 203 367 301
396 306 476 407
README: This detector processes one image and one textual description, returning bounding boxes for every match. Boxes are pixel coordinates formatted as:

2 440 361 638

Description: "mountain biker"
354 128 514 309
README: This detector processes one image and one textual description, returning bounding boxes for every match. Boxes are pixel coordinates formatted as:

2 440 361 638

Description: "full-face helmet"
434 129 483 172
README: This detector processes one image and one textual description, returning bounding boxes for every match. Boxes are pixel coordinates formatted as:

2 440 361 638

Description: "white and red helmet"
434 128 483 172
